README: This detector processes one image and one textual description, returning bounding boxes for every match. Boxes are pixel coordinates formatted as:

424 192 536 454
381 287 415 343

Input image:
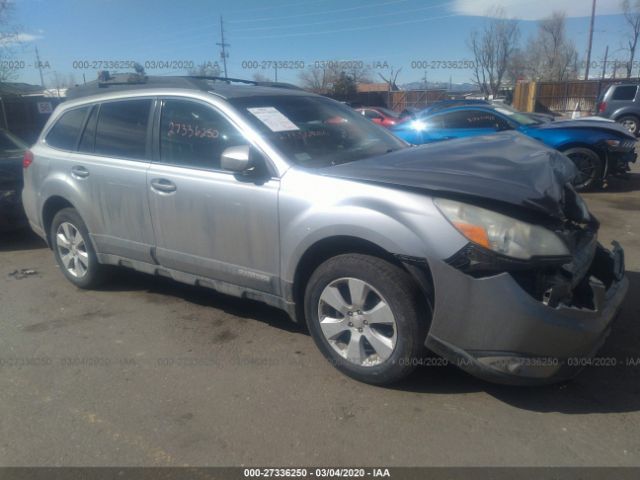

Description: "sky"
5 0 637 88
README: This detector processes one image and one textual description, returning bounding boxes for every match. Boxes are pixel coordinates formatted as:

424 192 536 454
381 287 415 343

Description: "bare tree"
188 61 221 77
349 64 372 85
377 68 401 91
252 72 271 82
298 61 372 92
526 11 578 81
298 66 332 92
467 9 520 97
623 0 640 78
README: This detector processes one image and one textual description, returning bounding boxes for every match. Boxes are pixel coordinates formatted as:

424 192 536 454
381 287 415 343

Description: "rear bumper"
426 242 628 385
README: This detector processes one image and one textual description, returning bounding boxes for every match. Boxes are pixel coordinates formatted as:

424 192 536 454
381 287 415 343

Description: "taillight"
597 101 607 114
23 150 33 169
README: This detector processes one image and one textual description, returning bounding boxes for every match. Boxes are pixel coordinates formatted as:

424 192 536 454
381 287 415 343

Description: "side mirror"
221 145 254 173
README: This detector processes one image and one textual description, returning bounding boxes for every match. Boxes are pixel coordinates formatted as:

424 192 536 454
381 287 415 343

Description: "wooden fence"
513 78 640 115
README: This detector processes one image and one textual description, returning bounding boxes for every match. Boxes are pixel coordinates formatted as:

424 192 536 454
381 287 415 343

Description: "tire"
304 254 429 385
617 115 639 136
50 208 108 289
562 147 604 191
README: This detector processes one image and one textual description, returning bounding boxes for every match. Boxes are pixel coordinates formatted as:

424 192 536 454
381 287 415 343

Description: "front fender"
278 169 467 283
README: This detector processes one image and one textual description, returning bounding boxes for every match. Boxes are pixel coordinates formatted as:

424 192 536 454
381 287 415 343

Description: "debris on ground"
8 269 39 280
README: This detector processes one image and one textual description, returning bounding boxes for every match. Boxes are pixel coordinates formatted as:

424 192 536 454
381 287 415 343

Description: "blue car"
392 105 637 190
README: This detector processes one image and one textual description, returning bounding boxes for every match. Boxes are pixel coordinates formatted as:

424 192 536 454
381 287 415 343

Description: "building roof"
65 75 311 100
0 82 45 96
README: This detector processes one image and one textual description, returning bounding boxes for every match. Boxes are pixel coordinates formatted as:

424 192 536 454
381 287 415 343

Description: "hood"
321 131 585 222
530 118 635 138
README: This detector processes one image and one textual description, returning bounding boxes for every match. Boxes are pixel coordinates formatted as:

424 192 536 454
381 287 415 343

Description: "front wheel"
562 147 604 191
304 254 429 385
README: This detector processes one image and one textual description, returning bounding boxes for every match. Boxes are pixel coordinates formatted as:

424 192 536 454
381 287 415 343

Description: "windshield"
492 106 540 126
230 95 407 167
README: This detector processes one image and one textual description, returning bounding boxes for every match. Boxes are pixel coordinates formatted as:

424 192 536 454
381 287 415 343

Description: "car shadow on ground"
589 172 640 194
105 268 303 334
0 228 46 252
395 270 640 414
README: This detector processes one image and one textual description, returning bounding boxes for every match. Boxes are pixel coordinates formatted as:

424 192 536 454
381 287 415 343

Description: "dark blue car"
392 105 637 190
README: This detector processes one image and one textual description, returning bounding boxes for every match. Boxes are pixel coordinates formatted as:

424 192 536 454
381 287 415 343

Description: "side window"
441 110 505 130
612 85 637 101
94 99 152 159
420 114 444 129
46 107 89 151
159 99 248 170
78 105 98 153
364 109 382 120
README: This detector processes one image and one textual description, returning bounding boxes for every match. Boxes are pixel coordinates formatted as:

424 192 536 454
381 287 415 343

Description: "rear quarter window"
612 85 638 101
46 107 89 151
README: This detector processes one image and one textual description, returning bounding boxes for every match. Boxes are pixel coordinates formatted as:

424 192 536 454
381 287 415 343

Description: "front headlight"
434 198 570 260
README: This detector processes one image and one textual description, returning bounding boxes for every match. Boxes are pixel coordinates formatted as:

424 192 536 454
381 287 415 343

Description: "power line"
234 12 460 40
227 0 410 24
227 0 334 14
232 1 455 33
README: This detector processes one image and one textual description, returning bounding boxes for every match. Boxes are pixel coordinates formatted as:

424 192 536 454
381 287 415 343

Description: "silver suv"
22 76 628 385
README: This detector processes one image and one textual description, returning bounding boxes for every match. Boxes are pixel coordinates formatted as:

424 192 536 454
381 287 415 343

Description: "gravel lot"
1 165 639 467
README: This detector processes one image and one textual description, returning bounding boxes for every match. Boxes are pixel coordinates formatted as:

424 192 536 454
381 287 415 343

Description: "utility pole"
35 46 45 88
216 15 230 78
584 0 596 80
601 45 608 79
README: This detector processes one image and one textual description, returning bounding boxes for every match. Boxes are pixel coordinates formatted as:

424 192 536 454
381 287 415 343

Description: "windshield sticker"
247 107 300 132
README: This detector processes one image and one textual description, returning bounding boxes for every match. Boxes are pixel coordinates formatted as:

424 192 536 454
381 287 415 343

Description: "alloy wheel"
55 221 89 278
317 277 397 367
621 118 638 135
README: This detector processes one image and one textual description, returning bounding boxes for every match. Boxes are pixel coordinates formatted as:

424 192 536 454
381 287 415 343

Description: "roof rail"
189 76 258 85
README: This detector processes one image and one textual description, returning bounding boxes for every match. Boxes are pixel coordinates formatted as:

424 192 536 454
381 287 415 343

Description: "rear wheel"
562 147 604 191
617 115 639 136
304 254 429 385
51 208 108 289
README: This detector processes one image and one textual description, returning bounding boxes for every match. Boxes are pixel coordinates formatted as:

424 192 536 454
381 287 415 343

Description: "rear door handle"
150 178 177 193
71 165 89 178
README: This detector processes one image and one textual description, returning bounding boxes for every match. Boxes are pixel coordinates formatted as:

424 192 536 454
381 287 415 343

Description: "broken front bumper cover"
425 242 628 385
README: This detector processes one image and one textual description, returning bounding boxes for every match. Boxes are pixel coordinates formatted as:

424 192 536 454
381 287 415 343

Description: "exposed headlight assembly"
434 198 570 260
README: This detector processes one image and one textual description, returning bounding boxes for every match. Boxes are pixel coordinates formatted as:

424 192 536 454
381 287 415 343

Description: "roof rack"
65 74 308 100
189 76 258 85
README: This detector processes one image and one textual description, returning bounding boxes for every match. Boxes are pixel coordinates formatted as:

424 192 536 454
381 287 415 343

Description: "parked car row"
356 99 637 191
17 75 628 387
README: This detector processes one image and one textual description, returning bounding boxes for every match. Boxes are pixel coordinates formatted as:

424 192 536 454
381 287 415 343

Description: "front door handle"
71 165 89 179
150 178 177 193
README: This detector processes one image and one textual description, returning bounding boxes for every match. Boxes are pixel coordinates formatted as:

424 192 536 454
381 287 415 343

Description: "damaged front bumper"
425 241 628 385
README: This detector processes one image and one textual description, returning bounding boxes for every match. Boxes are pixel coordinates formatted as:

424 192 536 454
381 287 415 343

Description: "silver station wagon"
22 76 628 385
